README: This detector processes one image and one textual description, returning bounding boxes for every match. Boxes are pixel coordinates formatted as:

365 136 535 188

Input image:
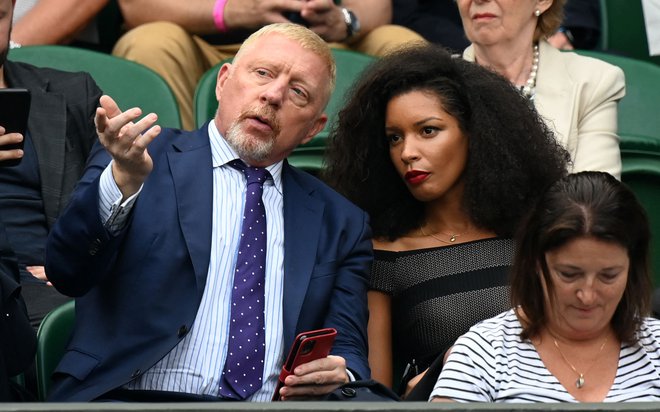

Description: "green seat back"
9 373 25 388
573 50 660 284
194 60 221 129
622 150 660 287
600 0 660 65
35 300 75 401
193 49 375 174
573 50 660 143
9 45 182 129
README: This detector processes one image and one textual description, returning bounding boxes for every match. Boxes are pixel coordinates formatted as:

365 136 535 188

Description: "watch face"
345 9 360 37
350 11 361 34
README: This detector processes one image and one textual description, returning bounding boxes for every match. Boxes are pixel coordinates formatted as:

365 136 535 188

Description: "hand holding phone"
272 327 337 401
0 88 31 167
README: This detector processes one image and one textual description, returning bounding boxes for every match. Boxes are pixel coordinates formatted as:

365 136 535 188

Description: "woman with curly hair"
323 43 570 396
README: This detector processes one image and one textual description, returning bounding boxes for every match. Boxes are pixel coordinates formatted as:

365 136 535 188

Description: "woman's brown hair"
511 171 652 344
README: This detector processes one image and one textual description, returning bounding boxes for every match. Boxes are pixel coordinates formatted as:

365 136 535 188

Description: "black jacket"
0 220 36 401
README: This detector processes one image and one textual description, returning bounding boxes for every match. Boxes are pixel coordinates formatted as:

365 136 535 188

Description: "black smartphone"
0 88 31 167
272 327 337 401
284 11 309 27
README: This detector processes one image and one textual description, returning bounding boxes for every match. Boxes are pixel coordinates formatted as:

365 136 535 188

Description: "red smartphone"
271 327 337 401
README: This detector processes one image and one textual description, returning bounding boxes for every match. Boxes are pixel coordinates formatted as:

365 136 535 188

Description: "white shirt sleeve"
98 162 142 234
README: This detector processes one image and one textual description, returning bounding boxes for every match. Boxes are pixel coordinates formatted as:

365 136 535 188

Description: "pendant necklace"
420 226 463 244
551 335 607 389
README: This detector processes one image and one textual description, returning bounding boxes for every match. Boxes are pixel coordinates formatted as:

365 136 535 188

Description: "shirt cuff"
99 162 142 234
346 368 356 382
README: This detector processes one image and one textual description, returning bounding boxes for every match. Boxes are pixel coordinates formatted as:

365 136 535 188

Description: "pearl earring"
535 9 541 17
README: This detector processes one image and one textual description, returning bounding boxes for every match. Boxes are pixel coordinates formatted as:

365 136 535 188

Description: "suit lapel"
534 41 576 148
281 165 324 345
168 130 214 292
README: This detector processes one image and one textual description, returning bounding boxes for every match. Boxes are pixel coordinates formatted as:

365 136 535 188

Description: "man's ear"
301 113 328 145
215 63 233 102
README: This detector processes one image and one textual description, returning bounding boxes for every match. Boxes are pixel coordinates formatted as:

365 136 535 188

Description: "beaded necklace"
521 43 540 100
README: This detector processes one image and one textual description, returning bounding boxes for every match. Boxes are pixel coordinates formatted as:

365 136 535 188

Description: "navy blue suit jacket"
45 125 372 401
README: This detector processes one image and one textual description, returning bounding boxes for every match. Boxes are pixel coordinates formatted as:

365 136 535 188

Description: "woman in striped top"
431 172 660 403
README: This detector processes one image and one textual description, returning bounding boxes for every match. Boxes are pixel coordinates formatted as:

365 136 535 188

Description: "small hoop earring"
535 9 541 17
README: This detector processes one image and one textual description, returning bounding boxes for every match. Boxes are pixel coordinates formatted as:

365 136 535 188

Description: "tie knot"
229 160 270 186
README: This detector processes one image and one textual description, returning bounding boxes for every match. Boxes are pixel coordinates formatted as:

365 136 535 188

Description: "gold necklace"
551 336 607 389
420 226 462 244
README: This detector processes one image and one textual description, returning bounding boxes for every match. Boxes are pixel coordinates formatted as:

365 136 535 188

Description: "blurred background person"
11 0 111 50
323 43 569 396
391 0 468 53
432 171 660 402
547 0 601 50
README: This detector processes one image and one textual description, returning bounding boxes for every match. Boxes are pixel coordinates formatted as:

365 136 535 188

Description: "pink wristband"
213 0 229 33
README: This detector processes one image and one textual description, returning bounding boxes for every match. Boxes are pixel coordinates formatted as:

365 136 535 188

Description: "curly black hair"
323 43 570 240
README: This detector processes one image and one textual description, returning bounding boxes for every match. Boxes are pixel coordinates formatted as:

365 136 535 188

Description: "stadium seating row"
7 43 660 401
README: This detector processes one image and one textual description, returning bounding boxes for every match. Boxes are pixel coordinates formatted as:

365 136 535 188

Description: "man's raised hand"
95 95 161 199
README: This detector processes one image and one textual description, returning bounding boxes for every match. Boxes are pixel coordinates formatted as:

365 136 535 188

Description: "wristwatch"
341 7 361 42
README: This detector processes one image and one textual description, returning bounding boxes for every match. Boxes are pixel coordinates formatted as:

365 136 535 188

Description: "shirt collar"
208 121 284 194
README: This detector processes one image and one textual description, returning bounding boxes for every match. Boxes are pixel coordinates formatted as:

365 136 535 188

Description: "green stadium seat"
600 0 660 65
35 300 75 401
9 45 182 129
573 50 660 143
574 50 660 284
621 147 660 287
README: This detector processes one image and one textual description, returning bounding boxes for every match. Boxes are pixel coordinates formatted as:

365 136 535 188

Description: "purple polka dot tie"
219 160 269 399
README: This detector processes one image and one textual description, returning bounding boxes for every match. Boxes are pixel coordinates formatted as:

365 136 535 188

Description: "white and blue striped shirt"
99 122 285 401
431 309 660 402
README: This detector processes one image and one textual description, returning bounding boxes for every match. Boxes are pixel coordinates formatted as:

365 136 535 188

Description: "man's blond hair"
235 23 336 99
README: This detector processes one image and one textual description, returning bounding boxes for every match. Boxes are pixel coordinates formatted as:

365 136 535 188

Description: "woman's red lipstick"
405 170 430 185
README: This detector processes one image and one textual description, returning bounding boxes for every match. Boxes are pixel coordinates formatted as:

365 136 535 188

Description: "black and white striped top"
430 309 660 402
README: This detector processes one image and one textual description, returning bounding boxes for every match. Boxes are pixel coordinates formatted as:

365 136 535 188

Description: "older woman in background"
458 0 624 178
432 171 660 402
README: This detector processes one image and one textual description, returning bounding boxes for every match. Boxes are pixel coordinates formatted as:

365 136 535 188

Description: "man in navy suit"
45 23 372 402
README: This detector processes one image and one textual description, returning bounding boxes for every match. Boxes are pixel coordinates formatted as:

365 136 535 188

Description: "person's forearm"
343 0 391 34
119 0 217 33
11 0 109 45
367 290 393 387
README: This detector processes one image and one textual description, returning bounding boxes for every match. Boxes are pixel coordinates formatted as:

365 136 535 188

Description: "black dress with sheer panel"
371 238 515 391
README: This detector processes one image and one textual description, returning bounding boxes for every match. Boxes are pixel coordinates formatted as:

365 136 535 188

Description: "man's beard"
225 107 280 164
